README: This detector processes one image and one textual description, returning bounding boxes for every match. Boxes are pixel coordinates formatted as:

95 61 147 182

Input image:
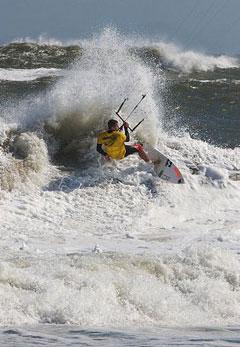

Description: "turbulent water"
0 29 240 346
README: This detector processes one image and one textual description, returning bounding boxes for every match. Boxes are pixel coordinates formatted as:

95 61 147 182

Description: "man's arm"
96 143 107 156
123 122 130 142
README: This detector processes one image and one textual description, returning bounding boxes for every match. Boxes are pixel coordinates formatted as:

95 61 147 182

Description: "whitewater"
0 29 240 346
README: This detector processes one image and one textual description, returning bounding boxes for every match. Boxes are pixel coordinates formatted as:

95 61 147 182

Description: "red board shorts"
124 144 144 157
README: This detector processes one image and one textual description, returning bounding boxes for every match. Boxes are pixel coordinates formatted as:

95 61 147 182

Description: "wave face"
0 29 240 330
1 35 239 71
0 43 81 69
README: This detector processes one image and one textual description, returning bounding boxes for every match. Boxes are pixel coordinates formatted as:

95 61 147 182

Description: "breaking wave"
151 41 239 72
0 28 239 189
0 29 240 332
1 31 238 72
0 131 49 191
0 246 239 327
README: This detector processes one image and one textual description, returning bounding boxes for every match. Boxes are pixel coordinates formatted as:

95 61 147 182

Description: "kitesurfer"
97 119 149 162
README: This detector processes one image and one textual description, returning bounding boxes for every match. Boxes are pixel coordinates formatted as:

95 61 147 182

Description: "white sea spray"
0 29 239 330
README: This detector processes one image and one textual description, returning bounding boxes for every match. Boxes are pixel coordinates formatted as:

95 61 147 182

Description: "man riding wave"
97 119 149 162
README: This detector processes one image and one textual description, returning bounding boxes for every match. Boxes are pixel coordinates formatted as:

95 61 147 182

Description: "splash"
0 28 239 182
42 28 162 165
0 29 240 332
0 132 49 191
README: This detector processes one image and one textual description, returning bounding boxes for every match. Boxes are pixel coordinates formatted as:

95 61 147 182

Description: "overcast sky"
1 0 240 54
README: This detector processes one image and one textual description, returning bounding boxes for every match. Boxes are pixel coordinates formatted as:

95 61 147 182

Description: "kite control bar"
115 95 146 132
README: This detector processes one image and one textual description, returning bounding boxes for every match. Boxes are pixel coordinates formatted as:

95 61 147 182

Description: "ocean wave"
0 42 81 69
0 132 49 191
1 32 239 73
0 68 63 82
0 246 239 327
150 41 239 72
0 29 239 334
0 29 239 177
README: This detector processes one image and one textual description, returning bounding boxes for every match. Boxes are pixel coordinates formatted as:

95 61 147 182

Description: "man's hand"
123 122 129 129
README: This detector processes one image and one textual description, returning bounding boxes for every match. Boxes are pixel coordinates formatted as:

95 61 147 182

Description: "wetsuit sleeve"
96 143 107 156
124 127 130 142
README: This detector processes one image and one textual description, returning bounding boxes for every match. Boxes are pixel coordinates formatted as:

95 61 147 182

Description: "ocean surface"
0 29 240 346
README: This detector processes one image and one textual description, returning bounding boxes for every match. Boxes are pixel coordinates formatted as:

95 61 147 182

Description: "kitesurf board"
144 143 184 184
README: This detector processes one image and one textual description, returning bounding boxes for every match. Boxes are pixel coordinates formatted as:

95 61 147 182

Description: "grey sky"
1 0 240 54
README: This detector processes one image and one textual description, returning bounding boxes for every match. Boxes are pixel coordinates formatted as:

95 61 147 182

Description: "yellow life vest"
97 130 126 159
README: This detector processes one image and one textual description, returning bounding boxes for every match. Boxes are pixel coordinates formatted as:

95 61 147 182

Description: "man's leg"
125 144 150 162
133 144 150 162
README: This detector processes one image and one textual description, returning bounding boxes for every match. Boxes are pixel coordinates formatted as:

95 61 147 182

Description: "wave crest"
0 132 49 191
